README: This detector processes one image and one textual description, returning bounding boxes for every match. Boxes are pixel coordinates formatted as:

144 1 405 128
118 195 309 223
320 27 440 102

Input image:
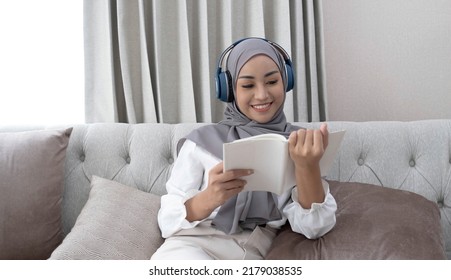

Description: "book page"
223 138 288 194
319 130 346 177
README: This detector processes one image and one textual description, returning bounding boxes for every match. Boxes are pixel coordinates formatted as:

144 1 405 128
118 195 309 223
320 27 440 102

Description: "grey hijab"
180 38 300 234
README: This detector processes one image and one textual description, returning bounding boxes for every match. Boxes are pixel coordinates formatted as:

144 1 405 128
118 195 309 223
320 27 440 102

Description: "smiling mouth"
251 102 272 112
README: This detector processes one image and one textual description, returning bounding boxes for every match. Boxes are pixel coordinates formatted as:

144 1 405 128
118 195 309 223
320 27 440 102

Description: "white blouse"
158 139 337 239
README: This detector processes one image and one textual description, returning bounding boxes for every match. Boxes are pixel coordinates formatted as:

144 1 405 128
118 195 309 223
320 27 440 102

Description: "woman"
151 37 337 260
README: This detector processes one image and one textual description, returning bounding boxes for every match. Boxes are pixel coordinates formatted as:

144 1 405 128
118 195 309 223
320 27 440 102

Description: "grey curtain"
84 0 327 123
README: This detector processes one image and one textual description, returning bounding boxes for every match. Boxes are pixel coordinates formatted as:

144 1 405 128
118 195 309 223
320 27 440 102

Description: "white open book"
223 130 346 195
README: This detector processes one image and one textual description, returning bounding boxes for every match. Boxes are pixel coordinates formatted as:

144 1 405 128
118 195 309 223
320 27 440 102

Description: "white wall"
0 1 84 125
322 0 451 121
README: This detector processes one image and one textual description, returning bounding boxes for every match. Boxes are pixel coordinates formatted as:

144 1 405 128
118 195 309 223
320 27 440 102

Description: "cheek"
235 90 249 108
273 87 285 104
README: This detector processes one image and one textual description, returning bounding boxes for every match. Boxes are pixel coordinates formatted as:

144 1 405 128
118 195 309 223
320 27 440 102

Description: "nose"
254 85 269 100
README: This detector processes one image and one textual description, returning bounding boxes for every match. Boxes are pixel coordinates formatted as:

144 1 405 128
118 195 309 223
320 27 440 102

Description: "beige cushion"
0 128 72 260
266 181 446 260
50 176 164 260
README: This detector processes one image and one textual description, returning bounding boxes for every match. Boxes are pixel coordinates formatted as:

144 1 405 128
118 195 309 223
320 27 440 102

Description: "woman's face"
235 55 285 124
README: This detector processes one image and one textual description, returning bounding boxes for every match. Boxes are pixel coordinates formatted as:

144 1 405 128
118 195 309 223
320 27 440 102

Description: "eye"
267 79 278 85
241 84 254 89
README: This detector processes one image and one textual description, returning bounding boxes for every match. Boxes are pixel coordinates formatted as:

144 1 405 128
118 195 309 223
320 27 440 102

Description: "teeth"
253 103 270 109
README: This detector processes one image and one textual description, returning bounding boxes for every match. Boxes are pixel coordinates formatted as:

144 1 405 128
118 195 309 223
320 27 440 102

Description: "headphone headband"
215 37 295 102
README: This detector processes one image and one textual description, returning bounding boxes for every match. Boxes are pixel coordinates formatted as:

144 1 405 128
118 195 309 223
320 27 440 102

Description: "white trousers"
151 221 276 260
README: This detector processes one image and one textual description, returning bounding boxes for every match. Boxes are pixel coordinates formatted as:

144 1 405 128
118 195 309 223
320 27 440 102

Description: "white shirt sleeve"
157 140 219 238
158 139 337 239
281 180 337 239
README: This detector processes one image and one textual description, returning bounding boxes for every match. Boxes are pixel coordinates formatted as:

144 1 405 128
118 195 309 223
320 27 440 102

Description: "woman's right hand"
205 162 252 209
184 162 252 222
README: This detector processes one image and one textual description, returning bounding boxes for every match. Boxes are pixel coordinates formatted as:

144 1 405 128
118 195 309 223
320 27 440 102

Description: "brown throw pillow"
265 181 446 259
0 128 72 259
49 176 164 260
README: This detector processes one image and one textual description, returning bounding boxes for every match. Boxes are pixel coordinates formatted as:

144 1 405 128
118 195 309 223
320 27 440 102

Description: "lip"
251 102 273 112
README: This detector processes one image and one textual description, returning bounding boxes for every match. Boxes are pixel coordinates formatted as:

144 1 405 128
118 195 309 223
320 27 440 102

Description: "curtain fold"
84 0 327 123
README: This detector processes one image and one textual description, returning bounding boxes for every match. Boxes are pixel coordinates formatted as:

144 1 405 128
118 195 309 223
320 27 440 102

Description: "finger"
313 129 324 151
222 179 247 191
304 129 314 147
288 131 297 151
297 129 306 147
224 184 245 198
320 123 329 149
222 169 253 182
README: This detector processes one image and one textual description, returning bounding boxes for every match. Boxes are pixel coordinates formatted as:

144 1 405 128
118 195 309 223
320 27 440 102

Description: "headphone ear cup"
216 71 228 102
224 71 233 102
285 63 294 92
216 70 234 102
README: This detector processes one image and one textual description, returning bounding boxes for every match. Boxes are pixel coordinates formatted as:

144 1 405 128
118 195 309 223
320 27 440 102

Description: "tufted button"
79 154 85 162
409 159 415 167
126 157 131 164
437 201 444 208
168 157 174 164
358 158 364 166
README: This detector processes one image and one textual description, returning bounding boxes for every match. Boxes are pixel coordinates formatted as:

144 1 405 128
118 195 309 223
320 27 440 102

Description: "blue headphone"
215 37 295 102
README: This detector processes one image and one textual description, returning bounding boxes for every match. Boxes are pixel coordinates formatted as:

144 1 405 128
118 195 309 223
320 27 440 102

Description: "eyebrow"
238 70 279 80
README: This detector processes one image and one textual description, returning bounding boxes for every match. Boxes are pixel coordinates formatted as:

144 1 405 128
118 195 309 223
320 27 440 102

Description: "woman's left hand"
288 123 329 170
288 123 329 208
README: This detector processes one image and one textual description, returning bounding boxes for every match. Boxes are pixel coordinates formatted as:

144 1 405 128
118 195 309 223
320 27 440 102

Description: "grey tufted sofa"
60 120 451 259
3 120 450 259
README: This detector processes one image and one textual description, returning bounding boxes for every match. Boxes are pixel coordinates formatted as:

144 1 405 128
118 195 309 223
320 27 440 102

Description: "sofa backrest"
61 120 451 258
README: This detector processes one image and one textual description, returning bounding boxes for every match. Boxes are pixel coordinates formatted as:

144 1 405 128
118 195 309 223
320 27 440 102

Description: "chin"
252 115 274 124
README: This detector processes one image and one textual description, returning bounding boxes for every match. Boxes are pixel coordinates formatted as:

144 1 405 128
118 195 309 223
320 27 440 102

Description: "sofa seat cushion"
50 176 164 260
266 180 446 259
0 128 72 260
